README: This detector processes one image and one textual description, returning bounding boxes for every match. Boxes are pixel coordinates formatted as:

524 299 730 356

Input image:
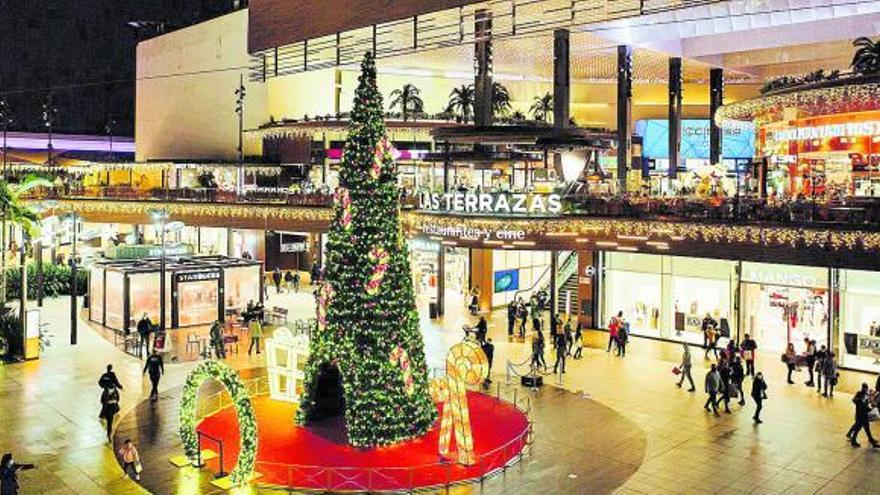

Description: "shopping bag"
868 408 880 423
672 367 681 376
135 462 143 474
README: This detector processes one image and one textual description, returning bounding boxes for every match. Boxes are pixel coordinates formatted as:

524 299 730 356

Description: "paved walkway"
0 291 878 494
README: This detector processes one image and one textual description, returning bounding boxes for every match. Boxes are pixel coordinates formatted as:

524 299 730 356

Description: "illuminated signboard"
422 223 526 242
636 119 755 159
419 192 562 215
771 122 880 142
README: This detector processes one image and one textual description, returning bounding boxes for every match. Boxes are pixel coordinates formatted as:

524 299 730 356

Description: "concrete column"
226 228 235 257
709 68 724 165
474 9 493 126
668 57 683 179
616 45 633 192
553 29 570 128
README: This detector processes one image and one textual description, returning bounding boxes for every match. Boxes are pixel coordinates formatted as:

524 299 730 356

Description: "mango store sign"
422 223 527 242
419 192 562 215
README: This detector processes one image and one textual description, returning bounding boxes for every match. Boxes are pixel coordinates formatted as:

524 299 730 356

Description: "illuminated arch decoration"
429 341 488 465
179 361 257 485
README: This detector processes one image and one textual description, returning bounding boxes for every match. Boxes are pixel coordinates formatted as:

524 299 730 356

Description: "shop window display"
840 270 880 373
672 276 731 345
605 270 661 337
741 284 827 354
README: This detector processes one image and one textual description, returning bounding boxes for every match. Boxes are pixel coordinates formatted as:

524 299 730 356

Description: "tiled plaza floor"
0 289 878 494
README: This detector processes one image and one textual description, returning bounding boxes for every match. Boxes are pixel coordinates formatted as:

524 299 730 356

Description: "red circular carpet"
197 391 530 491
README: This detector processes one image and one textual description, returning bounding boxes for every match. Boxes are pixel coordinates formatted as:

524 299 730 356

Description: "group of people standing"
782 338 838 397
607 311 630 357
271 267 301 294
530 314 583 375
507 294 544 338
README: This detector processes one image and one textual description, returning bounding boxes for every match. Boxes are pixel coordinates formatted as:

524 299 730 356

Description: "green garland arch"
179 361 258 485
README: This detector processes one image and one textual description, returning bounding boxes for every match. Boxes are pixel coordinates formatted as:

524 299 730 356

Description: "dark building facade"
0 0 247 136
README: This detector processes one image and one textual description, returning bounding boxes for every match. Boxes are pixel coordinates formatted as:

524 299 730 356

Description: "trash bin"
428 302 438 319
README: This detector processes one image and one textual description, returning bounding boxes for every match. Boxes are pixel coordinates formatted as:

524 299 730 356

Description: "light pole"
150 208 169 333
105 119 116 158
65 213 79 345
42 94 57 167
234 76 246 197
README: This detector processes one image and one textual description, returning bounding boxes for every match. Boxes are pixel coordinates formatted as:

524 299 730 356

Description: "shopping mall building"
15 0 880 373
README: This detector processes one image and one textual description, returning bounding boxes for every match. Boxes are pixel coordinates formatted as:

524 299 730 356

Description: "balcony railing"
24 185 880 230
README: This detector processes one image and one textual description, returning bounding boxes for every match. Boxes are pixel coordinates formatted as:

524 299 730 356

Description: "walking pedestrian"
552 332 567 374
718 358 733 413
705 325 719 360
607 311 622 353
118 439 141 481
741 333 758 377
272 268 282 294
100 385 121 441
783 342 797 384
248 316 263 355
804 338 817 387
481 338 495 384
142 350 164 401
531 332 546 372
292 271 301 292
0 453 35 495
517 299 528 337
284 270 294 293
676 342 696 392
210 320 226 359
616 320 629 357
136 313 152 359
701 313 716 348
536 331 547 370
549 314 560 350
751 372 768 423
822 352 838 397
572 323 584 359
846 383 879 448
564 319 573 356
98 364 124 391
530 295 541 333
704 364 721 415
507 302 517 336
732 355 746 406
815 344 828 393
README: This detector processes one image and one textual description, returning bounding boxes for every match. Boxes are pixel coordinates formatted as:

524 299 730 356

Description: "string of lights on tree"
296 51 437 447
179 361 257 485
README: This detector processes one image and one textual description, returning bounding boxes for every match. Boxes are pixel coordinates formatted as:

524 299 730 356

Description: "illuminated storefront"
839 269 880 373
760 111 880 198
88 255 262 332
601 253 735 345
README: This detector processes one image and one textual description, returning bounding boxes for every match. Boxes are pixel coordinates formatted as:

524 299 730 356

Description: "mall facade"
11 0 880 374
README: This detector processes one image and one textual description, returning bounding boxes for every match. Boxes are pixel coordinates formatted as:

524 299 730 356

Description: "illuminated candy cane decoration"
389 346 415 395
370 137 389 180
365 246 390 295
316 282 335 331
334 187 352 230
429 341 488 465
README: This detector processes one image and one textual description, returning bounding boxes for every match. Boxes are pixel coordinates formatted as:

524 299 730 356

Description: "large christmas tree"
296 52 437 447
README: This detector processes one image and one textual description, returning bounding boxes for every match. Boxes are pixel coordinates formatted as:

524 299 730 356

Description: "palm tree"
530 93 554 122
446 85 475 123
388 83 424 121
0 175 52 303
852 37 880 75
492 82 512 118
